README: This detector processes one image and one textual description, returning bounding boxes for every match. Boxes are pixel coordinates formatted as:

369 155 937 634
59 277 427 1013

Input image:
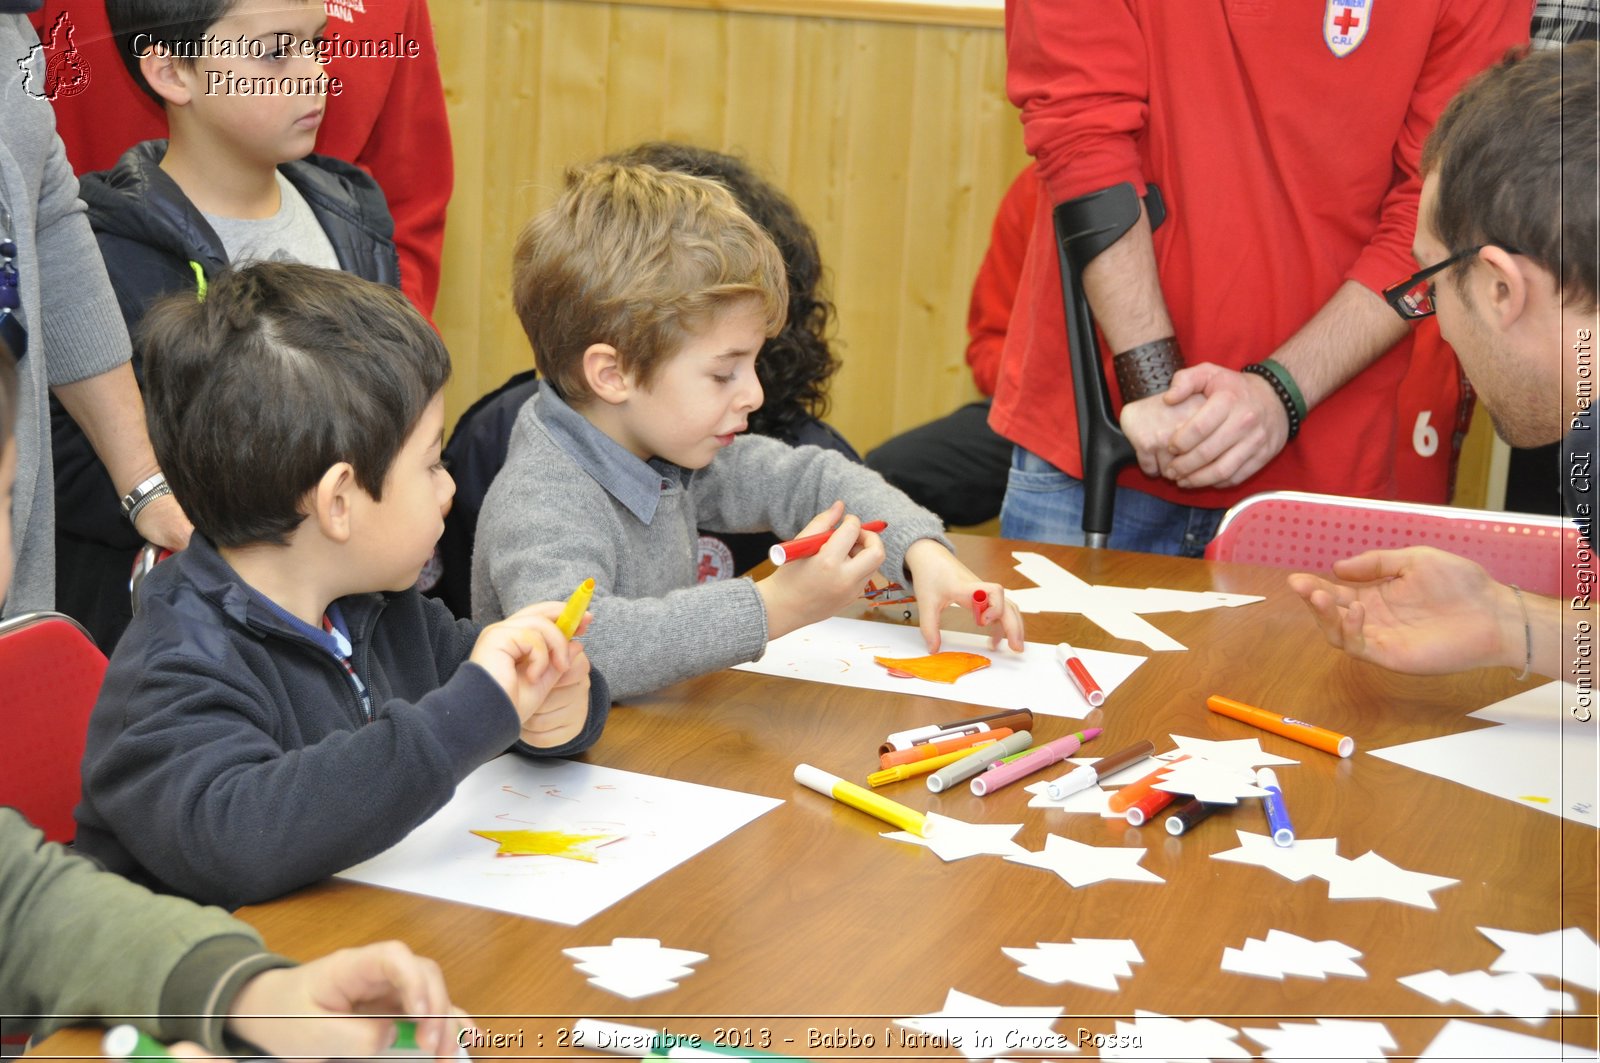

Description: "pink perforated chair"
1204 490 1578 598
0 611 108 845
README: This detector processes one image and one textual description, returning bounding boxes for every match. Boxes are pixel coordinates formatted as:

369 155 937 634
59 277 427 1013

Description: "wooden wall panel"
431 0 1030 455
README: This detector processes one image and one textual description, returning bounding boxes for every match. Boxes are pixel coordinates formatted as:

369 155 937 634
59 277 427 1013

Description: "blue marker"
1257 768 1294 847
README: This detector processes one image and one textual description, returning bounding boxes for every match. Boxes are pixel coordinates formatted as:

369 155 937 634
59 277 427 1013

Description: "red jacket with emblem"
994 0 1529 506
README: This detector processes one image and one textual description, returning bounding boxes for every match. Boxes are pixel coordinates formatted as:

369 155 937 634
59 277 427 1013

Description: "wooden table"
33 536 1599 1058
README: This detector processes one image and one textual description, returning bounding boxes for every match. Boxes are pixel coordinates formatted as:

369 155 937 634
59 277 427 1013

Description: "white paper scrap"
1241 1018 1395 1063
1416 1018 1597 1060
895 988 1078 1059
1006 834 1164 887
1480 925 1600 992
1008 551 1263 652
883 812 1027 861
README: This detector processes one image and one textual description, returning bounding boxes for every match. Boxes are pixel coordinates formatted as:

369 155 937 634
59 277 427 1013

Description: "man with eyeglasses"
1290 42 1598 684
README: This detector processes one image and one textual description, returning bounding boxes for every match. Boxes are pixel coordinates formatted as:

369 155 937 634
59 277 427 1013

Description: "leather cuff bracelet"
1113 337 1185 402
1242 360 1305 441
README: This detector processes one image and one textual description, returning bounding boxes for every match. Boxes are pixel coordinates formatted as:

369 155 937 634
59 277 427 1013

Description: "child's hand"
904 540 1025 654
757 501 886 640
519 642 593 748
469 602 581 726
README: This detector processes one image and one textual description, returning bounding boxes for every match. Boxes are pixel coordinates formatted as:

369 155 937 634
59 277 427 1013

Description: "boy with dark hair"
0 340 470 1059
75 263 609 910
474 161 1024 701
53 0 399 651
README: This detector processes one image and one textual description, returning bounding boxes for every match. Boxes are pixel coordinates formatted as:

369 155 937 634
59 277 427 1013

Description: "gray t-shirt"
202 171 338 269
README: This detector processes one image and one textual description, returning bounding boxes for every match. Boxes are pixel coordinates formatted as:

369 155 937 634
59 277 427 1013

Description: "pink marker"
1056 642 1105 708
768 520 887 566
970 589 989 624
971 728 1102 796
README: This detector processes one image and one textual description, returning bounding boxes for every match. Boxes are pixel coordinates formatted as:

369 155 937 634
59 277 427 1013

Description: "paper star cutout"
1241 1018 1395 1062
1099 1010 1251 1060
1004 938 1143 990
469 828 622 861
1169 734 1299 771
1024 780 1121 816
1480 925 1600 992
1220 930 1365 980
884 812 1027 861
1150 757 1269 804
562 938 707 999
1211 830 1343 882
1322 850 1458 909
1399 968 1575 1024
1006 834 1164 887
896 988 1077 1060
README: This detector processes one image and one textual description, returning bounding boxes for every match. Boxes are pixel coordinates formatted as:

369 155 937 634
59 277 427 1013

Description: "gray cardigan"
1 16 136 615
473 383 950 700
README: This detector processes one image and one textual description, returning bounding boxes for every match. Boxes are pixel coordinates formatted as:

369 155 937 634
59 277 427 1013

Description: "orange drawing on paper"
470 828 623 862
872 651 991 684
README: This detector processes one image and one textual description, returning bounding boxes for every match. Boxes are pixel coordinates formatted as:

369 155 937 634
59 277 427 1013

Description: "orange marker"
1106 755 1190 813
878 727 1014 770
1207 695 1355 757
866 740 998 787
1124 787 1179 826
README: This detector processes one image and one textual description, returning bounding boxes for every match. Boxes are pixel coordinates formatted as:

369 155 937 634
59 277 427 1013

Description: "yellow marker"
1520 795 1553 804
795 763 929 837
555 578 596 639
866 741 998 788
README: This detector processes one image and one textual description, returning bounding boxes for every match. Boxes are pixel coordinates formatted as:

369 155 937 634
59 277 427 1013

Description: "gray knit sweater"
472 383 950 700
1 16 135 616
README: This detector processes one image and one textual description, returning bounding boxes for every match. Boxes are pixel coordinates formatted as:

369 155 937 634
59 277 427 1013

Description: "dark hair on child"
106 0 246 104
0 336 16 444
603 142 841 443
140 262 450 548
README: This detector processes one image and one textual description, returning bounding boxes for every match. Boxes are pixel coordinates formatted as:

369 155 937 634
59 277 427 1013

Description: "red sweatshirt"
994 0 1529 506
29 0 451 317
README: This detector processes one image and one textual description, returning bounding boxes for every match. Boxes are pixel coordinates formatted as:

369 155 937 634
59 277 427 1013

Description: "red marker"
1056 642 1105 707
970 589 989 624
769 520 887 566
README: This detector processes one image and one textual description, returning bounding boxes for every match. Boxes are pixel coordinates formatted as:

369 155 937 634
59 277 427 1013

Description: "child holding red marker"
473 162 1025 700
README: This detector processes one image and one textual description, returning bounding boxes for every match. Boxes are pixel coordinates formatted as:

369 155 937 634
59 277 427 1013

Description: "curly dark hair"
603 142 840 442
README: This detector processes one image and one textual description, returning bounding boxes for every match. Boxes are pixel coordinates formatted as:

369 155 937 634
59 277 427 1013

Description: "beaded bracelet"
1242 362 1303 441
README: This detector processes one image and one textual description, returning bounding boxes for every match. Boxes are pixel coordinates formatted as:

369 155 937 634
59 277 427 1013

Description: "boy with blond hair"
474 162 1023 700
75 263 609 909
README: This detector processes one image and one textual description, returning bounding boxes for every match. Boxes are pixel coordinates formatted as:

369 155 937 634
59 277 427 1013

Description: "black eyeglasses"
1382 244 1520 321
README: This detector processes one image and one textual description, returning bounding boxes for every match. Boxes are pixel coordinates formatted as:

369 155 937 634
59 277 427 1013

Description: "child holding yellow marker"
74 266 613 910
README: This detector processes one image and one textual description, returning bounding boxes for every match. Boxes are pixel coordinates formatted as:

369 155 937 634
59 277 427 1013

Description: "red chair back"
1204 490 1578 598
0 612 108 844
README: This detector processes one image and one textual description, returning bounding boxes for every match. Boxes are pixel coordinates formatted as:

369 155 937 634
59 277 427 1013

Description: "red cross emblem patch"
695 535 737 584
1324 0 1371 58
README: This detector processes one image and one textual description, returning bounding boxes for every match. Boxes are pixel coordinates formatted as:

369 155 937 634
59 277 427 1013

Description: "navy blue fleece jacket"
75 536 610 909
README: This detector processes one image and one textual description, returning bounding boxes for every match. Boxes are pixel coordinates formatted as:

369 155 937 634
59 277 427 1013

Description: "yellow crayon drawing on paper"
470 828 622 862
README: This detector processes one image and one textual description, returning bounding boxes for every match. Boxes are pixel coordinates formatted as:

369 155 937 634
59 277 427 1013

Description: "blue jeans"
999 447 1225 558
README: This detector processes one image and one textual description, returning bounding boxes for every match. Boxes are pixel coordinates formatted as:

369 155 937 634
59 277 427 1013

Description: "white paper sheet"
337 756 781 925
733 616 1144 718
1369 682 1598 827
